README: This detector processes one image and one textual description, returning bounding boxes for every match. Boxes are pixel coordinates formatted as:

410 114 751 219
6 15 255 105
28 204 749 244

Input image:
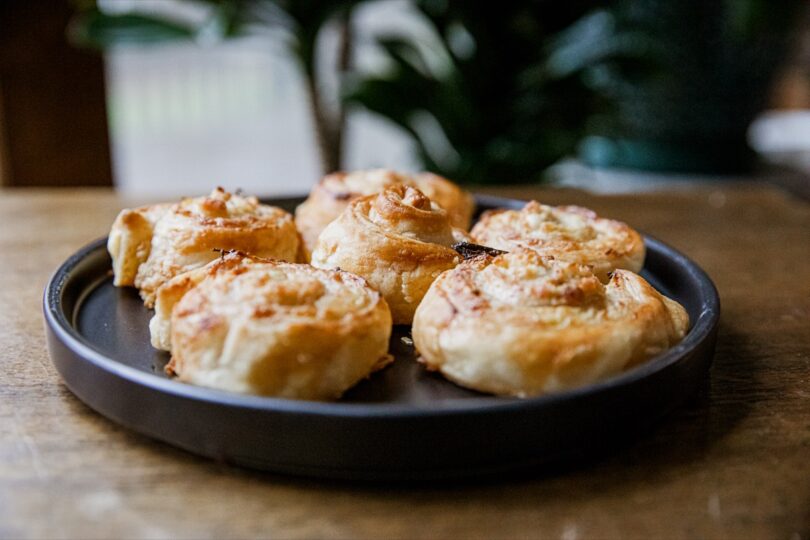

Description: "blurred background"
1 0 809 196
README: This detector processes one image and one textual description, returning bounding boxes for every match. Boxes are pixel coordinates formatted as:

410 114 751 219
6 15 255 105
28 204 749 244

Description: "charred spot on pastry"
451 242 507 260
165 357 178 376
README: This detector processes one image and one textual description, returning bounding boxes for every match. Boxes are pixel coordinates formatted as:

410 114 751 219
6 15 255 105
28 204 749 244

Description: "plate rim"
43 194 721 419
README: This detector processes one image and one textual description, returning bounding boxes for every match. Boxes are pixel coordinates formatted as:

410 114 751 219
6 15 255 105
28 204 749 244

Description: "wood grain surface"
0 185 808 539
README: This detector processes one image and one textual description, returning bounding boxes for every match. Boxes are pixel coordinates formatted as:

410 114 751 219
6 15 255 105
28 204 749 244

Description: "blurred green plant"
69 0 604 184
70 0 803 181
69 0 358 175
546 0 805 173
344 1 600 184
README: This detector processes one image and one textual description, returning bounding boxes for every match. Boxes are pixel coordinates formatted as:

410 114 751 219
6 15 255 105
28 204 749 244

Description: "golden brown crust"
109 188 300 307
310 185 462 324
107 203 172 286
471 201 645 281
156 251 392 400
412 248 689 397
413 172 475 230
295 169 474 260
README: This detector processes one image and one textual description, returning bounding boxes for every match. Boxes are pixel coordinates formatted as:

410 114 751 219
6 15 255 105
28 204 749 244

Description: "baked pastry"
412 248 689 397
107 202 173 287
310 184 464 325
471 201 645 281
295 169 474 259
108 188 300 307
153 251 392 400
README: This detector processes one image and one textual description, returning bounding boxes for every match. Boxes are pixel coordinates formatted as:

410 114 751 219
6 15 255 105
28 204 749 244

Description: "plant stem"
303 62 336 174
333 8 353 171
301 8 353 176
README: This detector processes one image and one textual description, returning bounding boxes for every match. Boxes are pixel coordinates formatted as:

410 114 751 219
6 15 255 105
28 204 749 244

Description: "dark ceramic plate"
43 195 719 481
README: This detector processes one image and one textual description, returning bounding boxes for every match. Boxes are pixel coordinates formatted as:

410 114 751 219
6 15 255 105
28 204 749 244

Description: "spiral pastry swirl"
471 201 645 282
108 188 300 307
310 184 463 324
412 248 689 397
153 251 392 400
295 169 474 259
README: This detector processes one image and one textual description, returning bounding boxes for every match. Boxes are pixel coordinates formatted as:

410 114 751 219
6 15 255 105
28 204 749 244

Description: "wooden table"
1 185 808 539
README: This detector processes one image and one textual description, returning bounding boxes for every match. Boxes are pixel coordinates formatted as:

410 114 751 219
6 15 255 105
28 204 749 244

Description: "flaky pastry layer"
471 201 645 281
108 188 300 306
295 169 474 260
310 185 463 324
152 251 392 400
412 248 689 397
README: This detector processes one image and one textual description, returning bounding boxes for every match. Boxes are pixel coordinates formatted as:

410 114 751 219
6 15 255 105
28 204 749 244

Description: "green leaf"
69 8 196 48
346 1 604 184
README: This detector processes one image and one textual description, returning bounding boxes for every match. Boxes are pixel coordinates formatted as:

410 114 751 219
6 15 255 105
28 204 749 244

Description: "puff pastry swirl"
412 248 689 397
295 169 474 259
108 188 300 307
471 201 645 281
153 251 392 400
310 185 464 325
